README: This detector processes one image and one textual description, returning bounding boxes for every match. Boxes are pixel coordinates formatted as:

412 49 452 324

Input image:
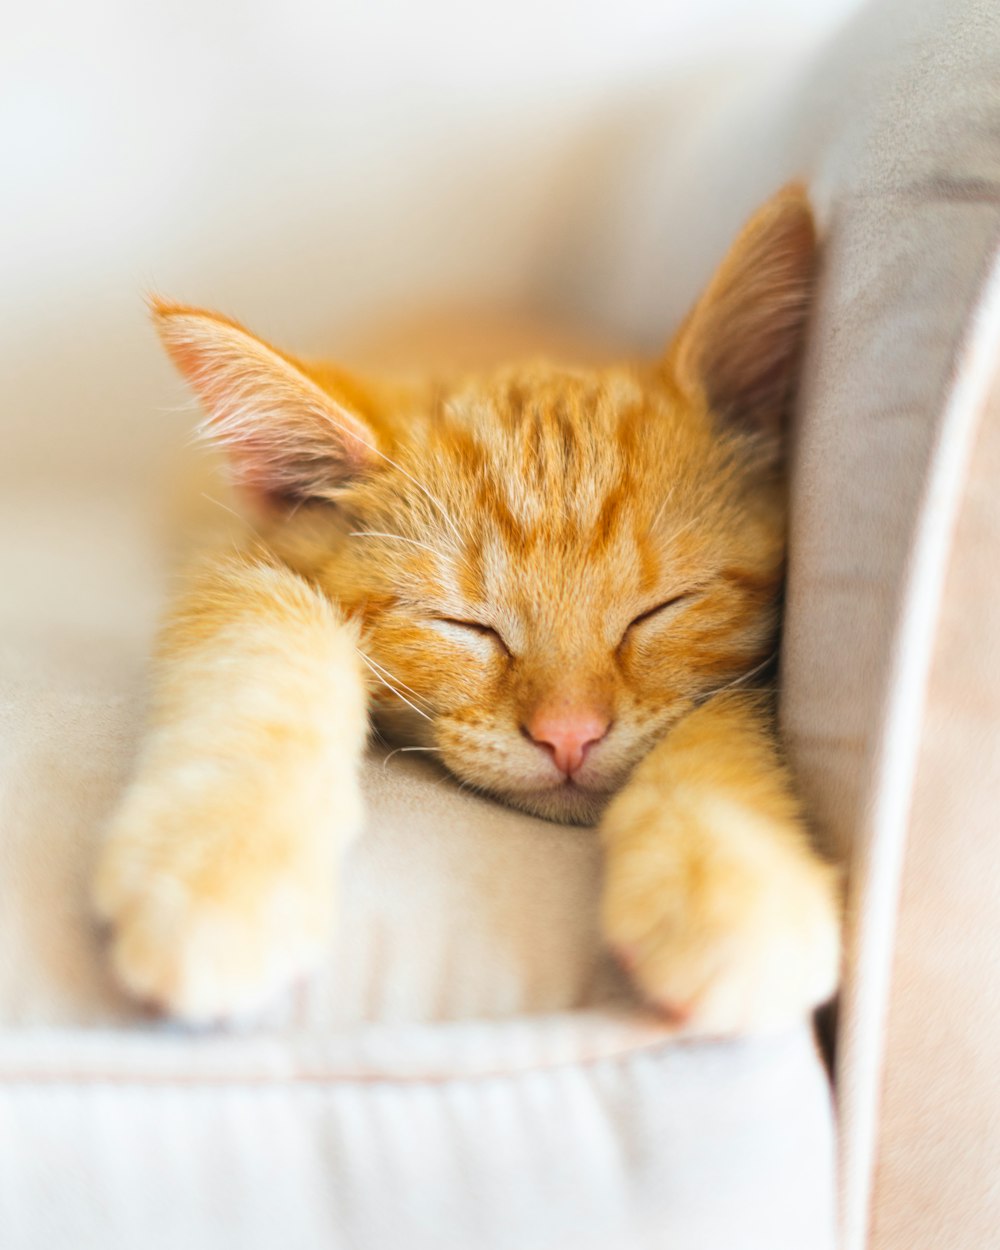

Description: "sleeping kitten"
93 184 841 1033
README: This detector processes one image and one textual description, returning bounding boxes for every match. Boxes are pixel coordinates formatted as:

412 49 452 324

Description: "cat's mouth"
498 777 612 827
419 719 622 826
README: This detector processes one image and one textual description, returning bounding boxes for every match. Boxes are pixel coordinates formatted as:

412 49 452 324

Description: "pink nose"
524 708 611 776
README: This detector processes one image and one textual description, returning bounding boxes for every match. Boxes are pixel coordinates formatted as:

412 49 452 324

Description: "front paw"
92 789 353 1022
600 786 841 1036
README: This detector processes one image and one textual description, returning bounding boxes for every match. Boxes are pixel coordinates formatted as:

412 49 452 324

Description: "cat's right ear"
667 183 818 453
150 298 378 506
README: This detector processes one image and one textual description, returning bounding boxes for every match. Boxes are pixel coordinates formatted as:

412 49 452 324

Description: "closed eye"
623 593 693 640
434 617 512 656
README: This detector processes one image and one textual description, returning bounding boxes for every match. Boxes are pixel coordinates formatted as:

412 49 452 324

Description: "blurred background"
2 0 863 637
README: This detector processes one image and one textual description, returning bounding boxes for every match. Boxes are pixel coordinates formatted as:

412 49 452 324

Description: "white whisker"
666 514 700 545
349 531 451 562
200 492 245 525
381 745 441 769
359 653 434 711
649 486 676 533
356 652 432 722
701 651 778 700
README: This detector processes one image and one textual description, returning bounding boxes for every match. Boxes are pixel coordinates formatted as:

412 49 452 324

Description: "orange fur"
94 185 841 1030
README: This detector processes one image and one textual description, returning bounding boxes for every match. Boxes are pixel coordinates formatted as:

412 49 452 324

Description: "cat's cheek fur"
599 691 842 1035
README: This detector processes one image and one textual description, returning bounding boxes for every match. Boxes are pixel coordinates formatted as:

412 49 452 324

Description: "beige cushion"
0 517 834 1247
0 498 835 1250
5 0 998 1244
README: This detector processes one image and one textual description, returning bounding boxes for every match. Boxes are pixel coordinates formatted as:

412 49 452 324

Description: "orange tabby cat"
93 185 841 1032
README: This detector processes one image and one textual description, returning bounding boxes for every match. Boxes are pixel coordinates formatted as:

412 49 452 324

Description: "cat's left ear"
150 298 378 507
667 183 817 448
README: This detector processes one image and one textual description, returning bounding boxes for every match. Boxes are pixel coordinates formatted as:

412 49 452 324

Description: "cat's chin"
496 782 610 828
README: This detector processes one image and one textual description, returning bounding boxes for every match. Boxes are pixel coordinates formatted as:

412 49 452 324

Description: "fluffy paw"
600 786 841 1037
92 787 352 1021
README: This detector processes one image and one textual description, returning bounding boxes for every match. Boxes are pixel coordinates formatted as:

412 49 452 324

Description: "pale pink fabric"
866 371 1000 1248
777 2 1000 1244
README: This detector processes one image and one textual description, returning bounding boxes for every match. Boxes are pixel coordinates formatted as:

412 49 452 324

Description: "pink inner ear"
153 304 376 504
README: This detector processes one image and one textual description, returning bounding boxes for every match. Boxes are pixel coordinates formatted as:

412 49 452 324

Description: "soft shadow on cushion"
0 629 627 1028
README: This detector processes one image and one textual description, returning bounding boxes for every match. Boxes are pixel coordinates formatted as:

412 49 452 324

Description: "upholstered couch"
2 0 998 1246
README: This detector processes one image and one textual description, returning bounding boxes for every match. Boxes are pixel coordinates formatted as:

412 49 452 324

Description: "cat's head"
154 184 816 824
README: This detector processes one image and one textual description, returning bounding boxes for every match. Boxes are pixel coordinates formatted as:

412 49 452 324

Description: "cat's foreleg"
600 689 841 1035
92 555 368 1020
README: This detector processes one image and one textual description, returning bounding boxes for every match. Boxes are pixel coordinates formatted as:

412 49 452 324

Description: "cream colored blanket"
0 490 835 1249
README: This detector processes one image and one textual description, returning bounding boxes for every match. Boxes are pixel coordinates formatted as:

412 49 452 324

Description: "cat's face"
302 363 784 823
154 184 815 824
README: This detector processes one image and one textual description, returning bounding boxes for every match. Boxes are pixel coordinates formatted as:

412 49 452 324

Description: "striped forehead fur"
446 367 646 535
